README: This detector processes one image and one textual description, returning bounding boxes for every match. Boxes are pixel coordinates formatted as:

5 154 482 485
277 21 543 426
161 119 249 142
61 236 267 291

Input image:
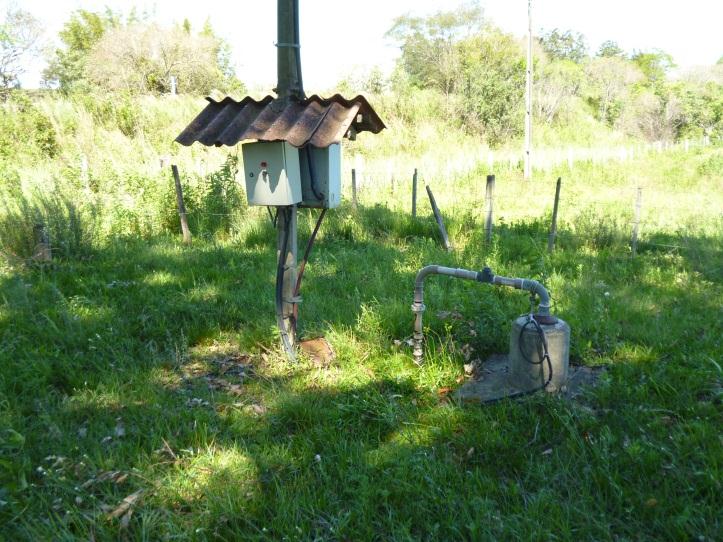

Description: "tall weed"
160 155 245 237
568 207 629 250
0 189 95 263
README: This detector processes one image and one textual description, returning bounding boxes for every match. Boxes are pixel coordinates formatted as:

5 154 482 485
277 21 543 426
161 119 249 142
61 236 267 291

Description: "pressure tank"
508 316 570 393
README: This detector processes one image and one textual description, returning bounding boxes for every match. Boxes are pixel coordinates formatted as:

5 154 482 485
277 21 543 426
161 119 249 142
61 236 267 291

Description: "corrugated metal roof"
175 94 385 148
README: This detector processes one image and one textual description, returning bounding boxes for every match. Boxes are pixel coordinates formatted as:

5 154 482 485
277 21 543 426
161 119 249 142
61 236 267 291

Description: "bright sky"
8 0 723 92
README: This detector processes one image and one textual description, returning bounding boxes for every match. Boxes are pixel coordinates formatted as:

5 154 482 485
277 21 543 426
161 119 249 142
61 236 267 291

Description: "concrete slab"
454 353 604 404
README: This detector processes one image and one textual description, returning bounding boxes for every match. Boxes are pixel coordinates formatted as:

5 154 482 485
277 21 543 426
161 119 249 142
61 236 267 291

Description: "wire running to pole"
275 207 296 361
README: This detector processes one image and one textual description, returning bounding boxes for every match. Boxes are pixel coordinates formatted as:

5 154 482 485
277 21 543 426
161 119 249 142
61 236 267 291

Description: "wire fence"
434 187 709 251
153 182 719 260
133 138 721 260
19 139 717 267
335 143 721 259
341 136 713 195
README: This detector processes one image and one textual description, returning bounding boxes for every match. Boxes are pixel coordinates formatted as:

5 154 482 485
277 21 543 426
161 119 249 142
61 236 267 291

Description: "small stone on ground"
300 337 336 366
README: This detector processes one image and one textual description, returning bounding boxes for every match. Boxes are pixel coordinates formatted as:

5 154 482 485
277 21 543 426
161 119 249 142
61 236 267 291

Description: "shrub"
569 207 628 250
196 154 244 235
157 155 245 238
696 152 723 177
185 155 244 236
0 93 59 158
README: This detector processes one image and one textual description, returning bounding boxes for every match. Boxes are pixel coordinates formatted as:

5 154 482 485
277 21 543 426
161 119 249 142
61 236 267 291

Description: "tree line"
1 3 721 148
372 3 722 145
1 6 244 97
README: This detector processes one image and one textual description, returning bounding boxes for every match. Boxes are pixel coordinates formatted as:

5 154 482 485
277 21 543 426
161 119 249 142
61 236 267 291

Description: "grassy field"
0 147 721 540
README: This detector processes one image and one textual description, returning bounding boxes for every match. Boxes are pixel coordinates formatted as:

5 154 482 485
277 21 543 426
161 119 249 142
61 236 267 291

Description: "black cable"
480 314 554 404
519 316 554 390
292 0 304 97
267 206 278 227
275 207 296 362
292 208 327 327
304 146 325 201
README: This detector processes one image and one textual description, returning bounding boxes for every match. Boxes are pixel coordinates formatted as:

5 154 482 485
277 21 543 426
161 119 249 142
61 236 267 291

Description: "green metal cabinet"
299 143 341 209
242 141 341 209
242 141 302 206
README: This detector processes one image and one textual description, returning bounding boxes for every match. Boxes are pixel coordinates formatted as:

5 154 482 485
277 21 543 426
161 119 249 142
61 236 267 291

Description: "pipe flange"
411 302 426 313
534 313 558 325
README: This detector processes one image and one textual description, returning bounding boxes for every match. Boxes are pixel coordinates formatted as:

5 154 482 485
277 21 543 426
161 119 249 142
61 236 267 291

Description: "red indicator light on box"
260 161 268 168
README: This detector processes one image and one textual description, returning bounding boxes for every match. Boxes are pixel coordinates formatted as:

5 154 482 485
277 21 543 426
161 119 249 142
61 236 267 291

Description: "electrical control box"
298 144 341 208
241 141 302 206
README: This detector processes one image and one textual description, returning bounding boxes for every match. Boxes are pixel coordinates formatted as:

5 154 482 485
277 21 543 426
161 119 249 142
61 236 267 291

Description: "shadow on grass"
0 204 720 540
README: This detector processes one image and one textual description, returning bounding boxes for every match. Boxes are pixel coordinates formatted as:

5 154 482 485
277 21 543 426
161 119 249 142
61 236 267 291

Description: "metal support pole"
547 177 561 252
278 206 298 347
276 0 303 100
485 174 495 244
276 0 302 355
524 0 533 180
412 168 418 218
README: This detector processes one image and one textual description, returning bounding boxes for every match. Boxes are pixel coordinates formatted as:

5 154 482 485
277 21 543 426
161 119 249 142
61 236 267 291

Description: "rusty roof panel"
176 94 385 148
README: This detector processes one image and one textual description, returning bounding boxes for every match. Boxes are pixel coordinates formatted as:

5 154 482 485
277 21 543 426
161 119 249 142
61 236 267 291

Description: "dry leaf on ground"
107 489 144 520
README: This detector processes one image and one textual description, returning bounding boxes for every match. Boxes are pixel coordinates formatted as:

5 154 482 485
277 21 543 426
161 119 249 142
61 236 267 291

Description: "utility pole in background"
276 0 302 350
524 0 533 180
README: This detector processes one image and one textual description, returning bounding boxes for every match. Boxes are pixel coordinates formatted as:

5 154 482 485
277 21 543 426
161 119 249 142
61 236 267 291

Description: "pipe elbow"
491 273 552 315
414 265 440 289
522 279 551 314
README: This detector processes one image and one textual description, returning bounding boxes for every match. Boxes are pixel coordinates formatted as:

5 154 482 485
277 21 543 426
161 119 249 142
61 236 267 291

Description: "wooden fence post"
631 186 642 257
351 168 358 210
426 185 452 251
547 177 562 253
386 161 393 194
485 174 495 244
171 165 192 245
412 168 418 218
33 223 51 262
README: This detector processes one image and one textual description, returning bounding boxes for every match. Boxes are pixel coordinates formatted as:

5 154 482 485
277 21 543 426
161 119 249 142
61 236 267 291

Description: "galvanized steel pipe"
412 265 493 365
411 265 552 365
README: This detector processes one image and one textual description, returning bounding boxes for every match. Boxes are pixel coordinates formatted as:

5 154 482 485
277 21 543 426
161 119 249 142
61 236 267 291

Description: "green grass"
0 149 721 541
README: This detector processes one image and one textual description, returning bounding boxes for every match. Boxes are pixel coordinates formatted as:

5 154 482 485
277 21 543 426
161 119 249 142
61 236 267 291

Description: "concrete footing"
454 354 603 404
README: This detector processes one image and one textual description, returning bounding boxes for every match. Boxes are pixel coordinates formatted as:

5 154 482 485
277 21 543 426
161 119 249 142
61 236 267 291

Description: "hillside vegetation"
1 3 721 256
